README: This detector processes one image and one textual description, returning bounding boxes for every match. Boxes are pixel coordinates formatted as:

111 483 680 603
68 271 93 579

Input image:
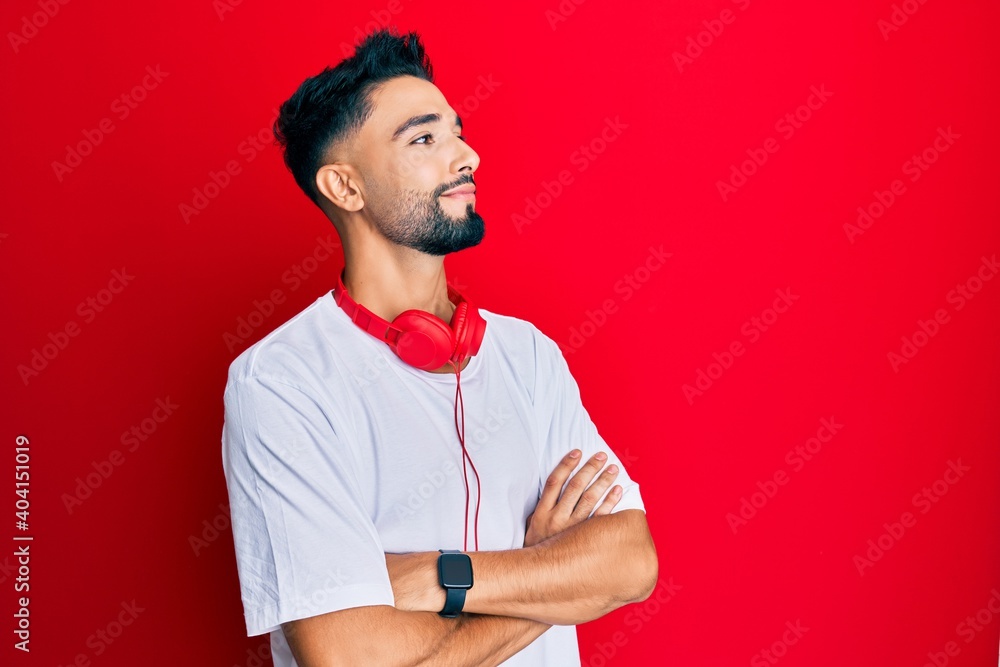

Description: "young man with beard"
221 28 657 666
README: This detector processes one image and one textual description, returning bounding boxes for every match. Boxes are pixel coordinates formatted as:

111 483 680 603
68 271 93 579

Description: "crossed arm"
283 450 659 666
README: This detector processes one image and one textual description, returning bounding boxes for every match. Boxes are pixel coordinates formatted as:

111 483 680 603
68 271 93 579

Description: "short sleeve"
530 329 645 515
221 372 395 637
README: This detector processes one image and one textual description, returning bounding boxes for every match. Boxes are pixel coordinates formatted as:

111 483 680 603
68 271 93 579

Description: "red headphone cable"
447 358 481 552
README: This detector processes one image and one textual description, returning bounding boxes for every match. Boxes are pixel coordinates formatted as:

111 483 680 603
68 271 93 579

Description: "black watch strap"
440 587 467 618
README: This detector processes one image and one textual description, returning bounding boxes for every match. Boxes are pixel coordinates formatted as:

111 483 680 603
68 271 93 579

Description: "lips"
442 184 476 197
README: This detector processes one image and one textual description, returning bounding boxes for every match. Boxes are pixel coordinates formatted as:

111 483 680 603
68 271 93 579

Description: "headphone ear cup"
464 305 486 358
453 300 486 360
393 310 455 371
449 301 470 362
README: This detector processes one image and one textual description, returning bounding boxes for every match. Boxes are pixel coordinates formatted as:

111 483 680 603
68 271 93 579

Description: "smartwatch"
437 550 474 618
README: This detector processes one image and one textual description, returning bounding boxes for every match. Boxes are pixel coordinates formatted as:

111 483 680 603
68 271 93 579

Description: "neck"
424 356 472 374
341 245 454 325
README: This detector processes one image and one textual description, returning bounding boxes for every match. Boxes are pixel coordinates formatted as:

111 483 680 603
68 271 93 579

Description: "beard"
368 181 485 256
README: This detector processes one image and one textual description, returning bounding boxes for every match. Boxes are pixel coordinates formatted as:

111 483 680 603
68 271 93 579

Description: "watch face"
439 554 473 588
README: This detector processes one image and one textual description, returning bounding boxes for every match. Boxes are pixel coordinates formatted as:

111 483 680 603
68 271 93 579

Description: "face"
353 75 484 256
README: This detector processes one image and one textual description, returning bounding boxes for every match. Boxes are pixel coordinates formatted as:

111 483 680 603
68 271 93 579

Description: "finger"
592 485 623 517
538 449 582 511
570 463 619 520
554 452 609 519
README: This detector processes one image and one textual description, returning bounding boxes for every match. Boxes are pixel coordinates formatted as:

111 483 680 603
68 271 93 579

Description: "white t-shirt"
221 290 645 666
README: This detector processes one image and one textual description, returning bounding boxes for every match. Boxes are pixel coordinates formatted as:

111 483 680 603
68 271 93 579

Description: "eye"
411 133 467 145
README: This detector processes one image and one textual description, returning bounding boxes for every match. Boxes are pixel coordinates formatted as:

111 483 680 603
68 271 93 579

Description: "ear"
316 163 364 213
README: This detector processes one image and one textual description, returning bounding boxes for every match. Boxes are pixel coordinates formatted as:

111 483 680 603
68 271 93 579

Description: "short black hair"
273 27 435 207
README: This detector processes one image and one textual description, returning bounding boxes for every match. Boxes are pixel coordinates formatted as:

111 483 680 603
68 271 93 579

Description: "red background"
3 0 1000 665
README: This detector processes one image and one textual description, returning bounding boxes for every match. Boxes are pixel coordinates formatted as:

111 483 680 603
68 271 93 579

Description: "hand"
523 449 622 548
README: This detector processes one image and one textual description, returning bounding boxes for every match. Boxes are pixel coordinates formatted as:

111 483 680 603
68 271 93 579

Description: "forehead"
364 76 460 141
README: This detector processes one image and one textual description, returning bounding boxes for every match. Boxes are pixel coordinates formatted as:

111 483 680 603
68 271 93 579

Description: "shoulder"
476 306 566 400
478 306 562 357
225 294 334 390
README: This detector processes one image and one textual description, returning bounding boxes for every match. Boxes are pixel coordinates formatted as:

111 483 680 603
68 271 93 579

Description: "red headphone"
332 267 486 551
333 268 486 371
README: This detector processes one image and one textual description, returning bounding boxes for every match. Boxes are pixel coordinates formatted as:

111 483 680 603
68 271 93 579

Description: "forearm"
468 510 658 625
393 510 657 626
413 612 551 667
284 605 550 667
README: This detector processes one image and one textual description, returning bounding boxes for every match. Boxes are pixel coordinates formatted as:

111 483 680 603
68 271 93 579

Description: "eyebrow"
391 112 463 142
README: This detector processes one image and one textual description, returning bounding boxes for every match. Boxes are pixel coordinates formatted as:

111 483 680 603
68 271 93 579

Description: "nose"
453 135 480 175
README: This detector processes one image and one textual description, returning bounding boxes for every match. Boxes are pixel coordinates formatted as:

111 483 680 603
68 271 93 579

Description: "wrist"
424 552 448 612
387 552 445 613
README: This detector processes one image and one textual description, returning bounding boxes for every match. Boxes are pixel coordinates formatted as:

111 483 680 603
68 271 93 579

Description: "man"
221 27 657 666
